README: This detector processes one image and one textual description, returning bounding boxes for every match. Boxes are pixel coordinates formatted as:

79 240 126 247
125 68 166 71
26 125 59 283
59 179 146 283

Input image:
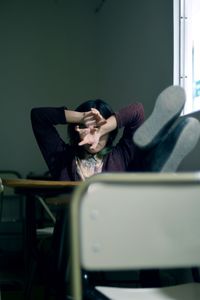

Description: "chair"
0 171 25 291
0 178 2 300
70 172 200 300
0 178 3 193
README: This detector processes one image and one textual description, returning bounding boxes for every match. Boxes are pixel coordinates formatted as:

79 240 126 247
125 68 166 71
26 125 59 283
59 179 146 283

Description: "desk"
2 178 79 190
2 178 80 206
1 178 80 273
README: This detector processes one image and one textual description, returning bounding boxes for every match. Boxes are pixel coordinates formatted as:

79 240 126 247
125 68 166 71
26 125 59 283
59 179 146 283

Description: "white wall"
0 0 174 177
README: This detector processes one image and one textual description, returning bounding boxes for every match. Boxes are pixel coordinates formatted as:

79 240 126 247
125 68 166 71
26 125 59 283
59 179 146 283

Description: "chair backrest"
0 170 21 196
0 170 23 222
0 178 3 193
70 172 200 299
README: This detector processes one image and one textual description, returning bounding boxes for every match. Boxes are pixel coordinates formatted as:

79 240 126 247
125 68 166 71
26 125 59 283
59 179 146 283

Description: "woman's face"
83 133 109 154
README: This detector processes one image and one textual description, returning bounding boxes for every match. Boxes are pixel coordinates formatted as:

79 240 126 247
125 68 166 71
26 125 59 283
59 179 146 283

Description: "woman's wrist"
64 110 84 124
99 115 117 137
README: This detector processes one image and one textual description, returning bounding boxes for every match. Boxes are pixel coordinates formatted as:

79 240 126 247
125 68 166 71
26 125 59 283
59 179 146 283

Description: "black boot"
144 117 200 172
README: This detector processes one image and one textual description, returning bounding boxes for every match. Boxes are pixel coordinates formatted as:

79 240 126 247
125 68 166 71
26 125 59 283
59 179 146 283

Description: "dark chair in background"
0 170 25 292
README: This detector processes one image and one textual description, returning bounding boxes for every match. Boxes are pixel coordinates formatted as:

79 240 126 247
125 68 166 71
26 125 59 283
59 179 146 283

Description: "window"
174 0 200 114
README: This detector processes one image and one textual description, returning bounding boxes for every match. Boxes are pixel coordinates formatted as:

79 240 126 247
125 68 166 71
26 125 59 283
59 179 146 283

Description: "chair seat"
96 282 200 300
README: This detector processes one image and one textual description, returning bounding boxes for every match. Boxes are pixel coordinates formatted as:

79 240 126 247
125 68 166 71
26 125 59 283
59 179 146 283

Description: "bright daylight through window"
174 0 200 114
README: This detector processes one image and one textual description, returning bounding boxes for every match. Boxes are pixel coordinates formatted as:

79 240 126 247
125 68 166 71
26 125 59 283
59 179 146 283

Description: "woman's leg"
133 85 200 172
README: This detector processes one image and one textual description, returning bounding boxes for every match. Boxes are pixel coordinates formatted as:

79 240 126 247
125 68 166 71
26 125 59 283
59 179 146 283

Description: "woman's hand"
82 108 106 128
75 126 101 150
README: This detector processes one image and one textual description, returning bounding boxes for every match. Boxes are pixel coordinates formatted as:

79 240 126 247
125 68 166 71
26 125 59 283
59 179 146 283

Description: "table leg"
23 193 37 300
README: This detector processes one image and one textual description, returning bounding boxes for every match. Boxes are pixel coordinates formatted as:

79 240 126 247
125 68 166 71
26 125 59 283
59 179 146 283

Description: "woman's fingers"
83 109 107 127
91 108 107 126
77 127 99 148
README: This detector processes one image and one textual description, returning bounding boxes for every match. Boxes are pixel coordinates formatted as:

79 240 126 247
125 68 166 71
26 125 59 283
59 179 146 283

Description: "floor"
1 287 45 300
0 249 55 300
0 269 47 300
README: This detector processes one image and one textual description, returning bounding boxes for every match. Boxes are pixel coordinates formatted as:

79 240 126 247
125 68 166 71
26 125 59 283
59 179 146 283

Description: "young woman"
31 99 145 181
31 99 145 299
30 88 200 300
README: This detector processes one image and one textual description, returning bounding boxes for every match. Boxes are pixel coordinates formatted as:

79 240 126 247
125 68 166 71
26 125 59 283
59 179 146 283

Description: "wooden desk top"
1 178 81 205
2 178 80 189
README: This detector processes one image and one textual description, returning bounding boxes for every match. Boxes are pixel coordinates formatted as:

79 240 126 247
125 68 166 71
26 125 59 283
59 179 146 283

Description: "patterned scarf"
75 155 103 181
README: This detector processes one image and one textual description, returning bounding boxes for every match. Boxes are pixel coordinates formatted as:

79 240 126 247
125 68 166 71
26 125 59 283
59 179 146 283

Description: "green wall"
0 0 174 176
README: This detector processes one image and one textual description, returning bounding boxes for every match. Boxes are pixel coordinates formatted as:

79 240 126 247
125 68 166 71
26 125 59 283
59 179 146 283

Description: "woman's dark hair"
67 99 118 158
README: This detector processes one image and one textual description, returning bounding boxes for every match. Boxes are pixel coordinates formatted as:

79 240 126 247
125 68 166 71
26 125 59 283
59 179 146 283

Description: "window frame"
174 0 200 115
